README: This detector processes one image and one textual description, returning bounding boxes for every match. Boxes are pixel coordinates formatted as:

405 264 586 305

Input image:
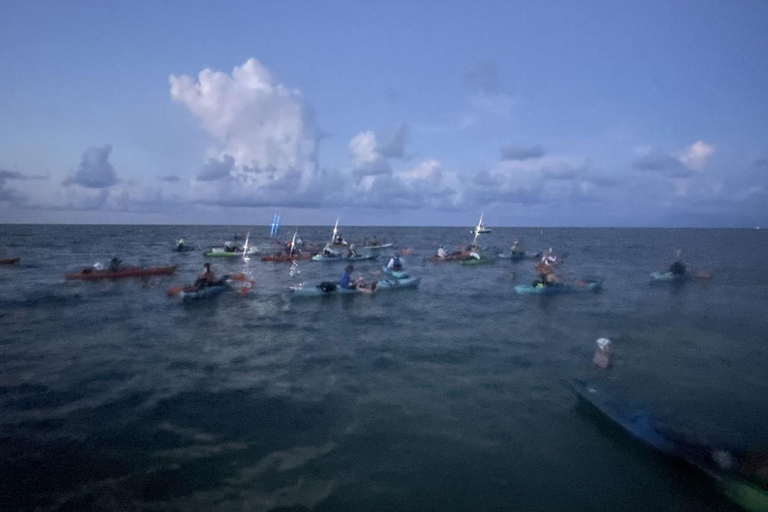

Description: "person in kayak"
347 244 358 258
334 233 346 245
224 241 239 253
510 238 521 255
177 238 185 251
322 245 336 257
436 246 447 259
534 249 560 286
107 257 122 272
194 263 218 288
339 264 356 289
387 254 404 271
670 249 686 276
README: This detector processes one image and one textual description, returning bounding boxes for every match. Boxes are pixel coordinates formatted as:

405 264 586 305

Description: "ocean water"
1 225 767 512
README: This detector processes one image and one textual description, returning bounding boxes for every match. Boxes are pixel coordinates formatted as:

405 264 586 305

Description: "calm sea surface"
1 225 767 511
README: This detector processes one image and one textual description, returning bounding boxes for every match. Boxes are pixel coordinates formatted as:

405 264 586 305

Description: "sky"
1 0 767 227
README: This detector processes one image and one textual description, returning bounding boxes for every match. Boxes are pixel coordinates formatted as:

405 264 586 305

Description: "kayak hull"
181 285 228 301
515 280 602 294
363 243 394 250
459 257 496 266
572 379 768 512
651 271 688 282
311 254 377 262
204 248 260 258
292 277 421 297
65 265 178 281
0 257 20 265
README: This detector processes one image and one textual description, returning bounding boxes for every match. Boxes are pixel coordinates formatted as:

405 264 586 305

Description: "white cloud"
680 140 715 170
170 58 320 195
348 124 408 178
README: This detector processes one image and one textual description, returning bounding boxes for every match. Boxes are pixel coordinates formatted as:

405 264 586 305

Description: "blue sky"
1 0 767 226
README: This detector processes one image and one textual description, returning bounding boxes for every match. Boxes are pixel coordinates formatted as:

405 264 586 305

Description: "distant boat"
470 214 492 234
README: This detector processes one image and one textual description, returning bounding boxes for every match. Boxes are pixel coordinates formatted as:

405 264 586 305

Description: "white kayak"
291 277 421 297
363 243 394 250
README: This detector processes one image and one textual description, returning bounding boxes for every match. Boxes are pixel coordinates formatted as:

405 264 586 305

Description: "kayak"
381 266 409 279
204 247 260 258
173 246 196 253
363 243 394 250
291 276 421 297
651 271 688 282
180 284 228 301
571 379 686 456
65 264 178 281
497 251 541 261
260 252 314 262
571 379 768 512
0 257 20 265
429 254 464 262
514 279 602 294
311 254 377 262
459 257 496 266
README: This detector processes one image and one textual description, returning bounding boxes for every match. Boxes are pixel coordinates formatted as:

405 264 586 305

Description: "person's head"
345 265 353 273
203 263 211 272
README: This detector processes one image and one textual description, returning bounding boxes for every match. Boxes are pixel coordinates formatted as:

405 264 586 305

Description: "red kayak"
260 253 314 262
65 264 178 281
0 257 20 265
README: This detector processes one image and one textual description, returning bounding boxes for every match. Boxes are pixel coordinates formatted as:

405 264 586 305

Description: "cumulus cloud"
158 175 181 183
632 141 714 177
197 155 235 181
680 140 715 170
348 123 409 179
62 145 119 188
170 58 321 199
500 144 545 161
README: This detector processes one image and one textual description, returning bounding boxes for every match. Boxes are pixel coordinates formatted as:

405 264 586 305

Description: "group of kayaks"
572 379 768 512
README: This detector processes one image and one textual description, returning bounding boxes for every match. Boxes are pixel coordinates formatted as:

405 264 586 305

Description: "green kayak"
459 257 496 266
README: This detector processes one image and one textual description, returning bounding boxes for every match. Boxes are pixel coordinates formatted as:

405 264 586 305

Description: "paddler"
194 263 218 288
339 264 355 289
347 244 358 258
670 249 686 276
510 238 520 255
387 254 404 271
534 248 559 286
436 246 447 259
177 238 185 251
107 257 122 272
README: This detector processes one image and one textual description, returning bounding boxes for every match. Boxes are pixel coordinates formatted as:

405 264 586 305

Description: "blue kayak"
180 284 228 301
515 279 602 295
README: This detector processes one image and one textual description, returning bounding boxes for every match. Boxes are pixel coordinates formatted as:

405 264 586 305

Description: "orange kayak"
65 264 178 281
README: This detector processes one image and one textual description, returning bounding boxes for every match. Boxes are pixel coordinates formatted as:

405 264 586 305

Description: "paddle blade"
227 273 248 281
239 279 255 296
167 285 185 297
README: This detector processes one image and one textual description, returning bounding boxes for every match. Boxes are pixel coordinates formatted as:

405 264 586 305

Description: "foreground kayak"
180 284 228 301
0 257 20 265
204 247 260 258
514 279 602 294
65 265 178 281
571 379 768 512
260 252 314 262
291 276 421 297
363 243 394 250
311 254 377 262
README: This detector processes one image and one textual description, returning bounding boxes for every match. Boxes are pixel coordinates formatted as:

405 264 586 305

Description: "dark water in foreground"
1 225 767 511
